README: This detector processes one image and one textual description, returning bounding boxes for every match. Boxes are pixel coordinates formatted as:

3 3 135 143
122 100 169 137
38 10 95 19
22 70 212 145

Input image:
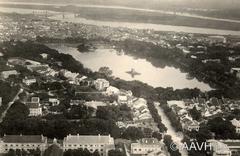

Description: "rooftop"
64 134 114 144
2 135 46 143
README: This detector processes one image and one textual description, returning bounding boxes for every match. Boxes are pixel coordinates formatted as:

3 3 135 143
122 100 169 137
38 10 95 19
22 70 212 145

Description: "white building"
231 68 240 79
181 118 200 132
105 86 119 96
22 77 36 86
131 138 163 155
94 79 110 91
117 91 133 105
49 98 60 106
208 36 227 43
231 119 240 134
0 97 2 107
84 101 107 110
0 70 19 79
63 134 115 156
0 135 48 154
208 140 231 156
26 97 42 116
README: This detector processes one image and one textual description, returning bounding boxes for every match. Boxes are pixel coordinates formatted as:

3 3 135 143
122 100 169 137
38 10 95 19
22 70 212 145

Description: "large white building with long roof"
63 134 115 156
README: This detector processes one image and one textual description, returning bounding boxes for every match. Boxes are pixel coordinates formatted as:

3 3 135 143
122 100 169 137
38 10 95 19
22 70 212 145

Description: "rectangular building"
131 138 163 155
0 135 48 154
63 134 115 156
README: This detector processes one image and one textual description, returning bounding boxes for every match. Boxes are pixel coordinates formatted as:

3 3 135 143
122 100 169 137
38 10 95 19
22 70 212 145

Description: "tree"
152 131 162 141
98 67 112 77
121 127 144 140
4 101 29 121
108 149 125 156
163 135 181 156
207 117 237 139
189 106 202 121
6 149 16 156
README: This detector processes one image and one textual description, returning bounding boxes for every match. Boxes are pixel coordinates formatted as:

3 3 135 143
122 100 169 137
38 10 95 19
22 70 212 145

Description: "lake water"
48 44 212 91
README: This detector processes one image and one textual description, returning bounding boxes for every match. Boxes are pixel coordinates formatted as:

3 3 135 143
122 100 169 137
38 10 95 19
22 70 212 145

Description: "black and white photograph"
0 0 239 156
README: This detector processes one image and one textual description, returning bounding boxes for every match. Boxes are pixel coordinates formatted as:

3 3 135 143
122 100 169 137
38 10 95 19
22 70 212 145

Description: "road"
0 88 23 123
154 102 188 156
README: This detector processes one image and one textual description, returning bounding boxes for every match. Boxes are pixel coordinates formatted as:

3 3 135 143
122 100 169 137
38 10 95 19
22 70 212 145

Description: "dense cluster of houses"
167 97 240 132
167 100 200 132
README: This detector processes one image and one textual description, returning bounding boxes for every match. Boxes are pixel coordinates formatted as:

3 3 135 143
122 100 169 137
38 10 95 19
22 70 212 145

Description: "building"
220 140 240 155
26 64 49 73
84 101 107 110
49 98 60 106
208 140 231 156
94 79 110 91
0 70 19 79
63 134 115 156
0 97 2 107
60 69 79 81
231 68 240 79
181 118 200 132
117 94 129 104
26 97 42 116
0 135 48 154
131 138 163 155
105 86 119 96
22 77 36 86
117 90 133 105
231 119 240 134
208 36 227 43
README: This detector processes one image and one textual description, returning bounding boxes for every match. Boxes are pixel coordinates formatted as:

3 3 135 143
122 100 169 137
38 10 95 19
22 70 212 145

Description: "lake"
47 44 212 91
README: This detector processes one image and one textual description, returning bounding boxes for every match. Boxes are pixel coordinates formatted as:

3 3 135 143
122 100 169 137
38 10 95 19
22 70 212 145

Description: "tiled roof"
64 135 113 144
26 102 40 109
3 135 46 143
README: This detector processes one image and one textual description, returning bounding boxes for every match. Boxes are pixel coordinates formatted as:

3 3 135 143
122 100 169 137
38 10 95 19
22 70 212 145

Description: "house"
202 59 221 64
49 98 60 106
105 86 119 96
22 77 36 85
70 100 84 106
117 94 133 105
94 79 110 91
231 119 240 134
60 69 79 81
0 135 48 154
0 70 19 79
26 64 49 73
26 97 42 116
132 98 148 110
181 118 200 132
131 138 163 155
40 53 48 59
63 134 115 156
208 140 231 156
84 101 107 110
220 140 240 155
231 68 240 79
75 75 87 84
208 36 227 43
